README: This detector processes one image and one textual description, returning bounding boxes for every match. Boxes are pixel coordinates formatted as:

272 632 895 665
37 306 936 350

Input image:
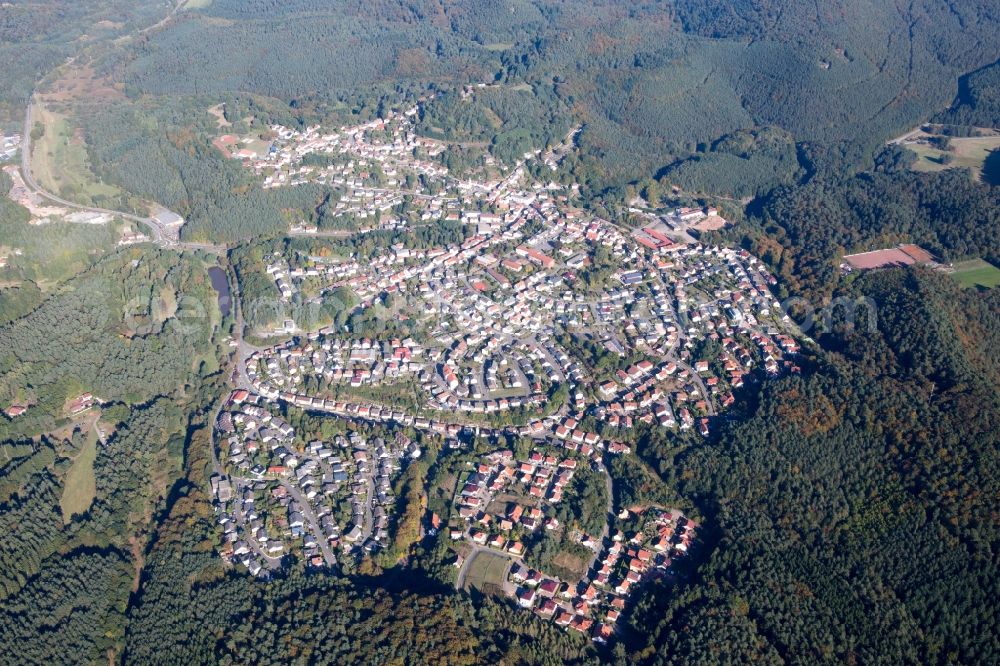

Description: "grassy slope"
31 103 122 205
909 135 1000 180
951 258 1000 289
463 551 510 591
60 422 99 521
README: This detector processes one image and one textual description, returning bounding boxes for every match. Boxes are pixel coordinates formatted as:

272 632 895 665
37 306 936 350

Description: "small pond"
208 266 231 317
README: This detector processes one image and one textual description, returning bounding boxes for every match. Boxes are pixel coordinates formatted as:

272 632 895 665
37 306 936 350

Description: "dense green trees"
1 547 134 663
0 393 225 661
123 1 496 101
0 249 218 441
0 240 229 663
934 60 1000 128
744 167 1000 301
0 468 64 599
625 269 1000 664
417 84 571 166
0 281 43 327
79 98 335 242
661 128 804 198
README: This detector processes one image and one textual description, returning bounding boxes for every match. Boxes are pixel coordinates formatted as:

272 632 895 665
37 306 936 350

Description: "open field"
433 472 457 502
242 138 271 157
31 104 122 206
908 135 1000 182
37 62 126 107
951 259 1000 289
60 426 98 522
550 549 589 581
463 551 510 593
207 103 231 127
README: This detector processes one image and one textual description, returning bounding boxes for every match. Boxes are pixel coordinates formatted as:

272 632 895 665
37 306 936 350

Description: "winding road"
20 99 227 254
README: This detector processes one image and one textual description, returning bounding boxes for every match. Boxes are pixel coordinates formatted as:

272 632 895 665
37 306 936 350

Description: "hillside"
13 0 993 241
0 0 171 122
629 268 1000 663
110 0 1000 194
0 248 229 663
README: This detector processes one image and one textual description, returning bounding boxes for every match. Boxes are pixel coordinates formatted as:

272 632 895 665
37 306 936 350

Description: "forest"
742 165 1000 301
0 248 220 441
659 127 805 199
934 59 1000 128
79 97 334 242
0 246 230 662
82 0 1000 217
416 84 572 167
625 268 1000 664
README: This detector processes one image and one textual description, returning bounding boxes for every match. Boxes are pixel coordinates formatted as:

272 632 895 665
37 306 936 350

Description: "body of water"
208 266 232 317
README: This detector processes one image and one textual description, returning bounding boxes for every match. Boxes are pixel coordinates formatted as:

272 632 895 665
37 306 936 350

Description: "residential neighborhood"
210 97 805 640
507 507 697 642
211 389 423 574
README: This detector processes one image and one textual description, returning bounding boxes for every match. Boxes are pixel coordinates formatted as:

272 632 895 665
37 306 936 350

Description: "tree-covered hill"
0 246 230 664
626 268 1000 664
0 0 172 122
745 166 1000 301
33 0 997 240
111 0 1000 195
934 59 1000 128
0 248 221 441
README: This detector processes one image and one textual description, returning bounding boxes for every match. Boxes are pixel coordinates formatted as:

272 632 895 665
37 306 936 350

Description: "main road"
20 99 227 254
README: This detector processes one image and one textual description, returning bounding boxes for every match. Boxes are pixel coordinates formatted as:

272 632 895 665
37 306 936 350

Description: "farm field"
908 134 1000 182
951 259 1000 289
462 551 510 593
31 104 122 206
60 426 99 522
